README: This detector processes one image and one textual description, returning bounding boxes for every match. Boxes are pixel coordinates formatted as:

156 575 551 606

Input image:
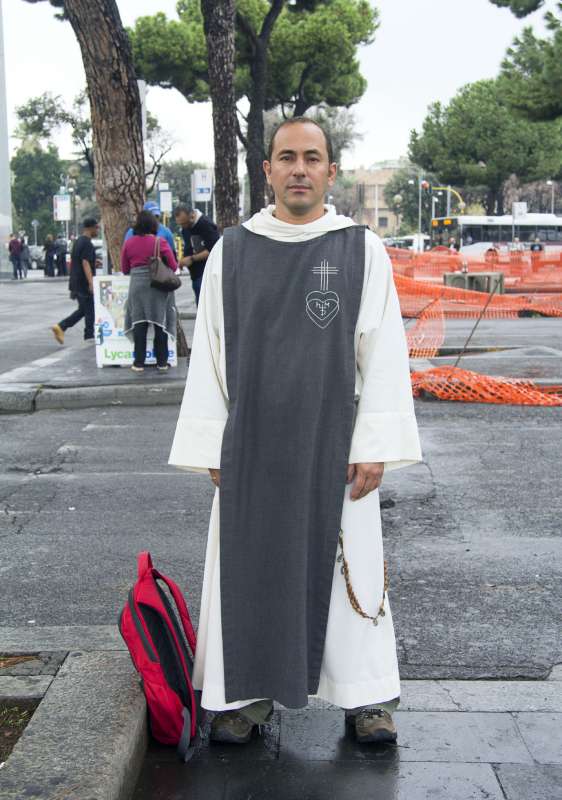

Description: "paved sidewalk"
1 624 559 800
0 277 197 412
133 675 562 800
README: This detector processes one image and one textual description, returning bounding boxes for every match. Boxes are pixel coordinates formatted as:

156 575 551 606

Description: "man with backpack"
169 118 421 746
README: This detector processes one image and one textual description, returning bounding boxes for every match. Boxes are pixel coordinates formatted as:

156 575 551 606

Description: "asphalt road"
1 400 560 680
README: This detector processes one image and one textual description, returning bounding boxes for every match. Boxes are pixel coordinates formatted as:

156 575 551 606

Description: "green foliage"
130 0 377 115
499 5 562 121
409 80 562 212
129 7 210 103
21 0 66 19
11 143 64 238
489 0 544 17
266 0 377 114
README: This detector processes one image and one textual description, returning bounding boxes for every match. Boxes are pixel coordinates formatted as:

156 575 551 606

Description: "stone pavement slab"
279 710 533 763
513 712 562 764
0 674 53 701
493 764 562 800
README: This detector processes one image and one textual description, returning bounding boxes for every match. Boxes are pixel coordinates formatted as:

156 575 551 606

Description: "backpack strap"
153 571 197 653
177 707 195 762
137 551 154 581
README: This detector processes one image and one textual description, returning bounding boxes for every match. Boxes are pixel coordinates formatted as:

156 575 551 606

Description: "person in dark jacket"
8 234 22 279
174 205 220 305
51 218 99 344
44 235 57 277
55 235 68 276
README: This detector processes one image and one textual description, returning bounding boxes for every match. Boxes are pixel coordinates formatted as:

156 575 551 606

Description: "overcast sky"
2 0 552 170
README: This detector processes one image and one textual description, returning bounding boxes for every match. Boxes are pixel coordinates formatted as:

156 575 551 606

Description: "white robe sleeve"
168 239 228 472
348 231 422 471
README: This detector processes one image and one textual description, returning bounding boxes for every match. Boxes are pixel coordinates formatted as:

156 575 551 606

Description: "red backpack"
118 552 200 761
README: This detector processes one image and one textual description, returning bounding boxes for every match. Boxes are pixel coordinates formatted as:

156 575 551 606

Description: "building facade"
342 159 406 236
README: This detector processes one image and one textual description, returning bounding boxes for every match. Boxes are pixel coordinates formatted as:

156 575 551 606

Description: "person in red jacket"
121 210 178 373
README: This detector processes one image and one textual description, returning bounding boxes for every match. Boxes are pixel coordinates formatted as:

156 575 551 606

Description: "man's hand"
209 468 220 488
347 462 384 501
180 255 193 268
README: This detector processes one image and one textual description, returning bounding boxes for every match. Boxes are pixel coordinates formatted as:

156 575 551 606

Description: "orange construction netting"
388 247 562 406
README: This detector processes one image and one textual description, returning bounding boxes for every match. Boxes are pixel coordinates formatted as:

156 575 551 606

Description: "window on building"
378 217 388 228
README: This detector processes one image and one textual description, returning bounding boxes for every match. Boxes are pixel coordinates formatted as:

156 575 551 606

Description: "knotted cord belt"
338 529 389 626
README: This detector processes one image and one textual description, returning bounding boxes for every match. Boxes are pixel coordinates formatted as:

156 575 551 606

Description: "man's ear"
263 160 272 185
327 162 337 187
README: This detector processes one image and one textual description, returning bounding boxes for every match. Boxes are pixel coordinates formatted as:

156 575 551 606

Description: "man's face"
263 123 336 221
175 210 196 228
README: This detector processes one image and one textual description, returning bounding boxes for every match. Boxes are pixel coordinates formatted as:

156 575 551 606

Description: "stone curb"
0 381 185 414
0 651 147 800
1 627 560 798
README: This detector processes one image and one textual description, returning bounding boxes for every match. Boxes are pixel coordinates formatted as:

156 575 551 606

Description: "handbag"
149 236 182 292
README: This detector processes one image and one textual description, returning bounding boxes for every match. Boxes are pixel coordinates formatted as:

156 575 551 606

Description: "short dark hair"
174 204 194 216
267 117 334 164
133 210 158 236
82 217 98 230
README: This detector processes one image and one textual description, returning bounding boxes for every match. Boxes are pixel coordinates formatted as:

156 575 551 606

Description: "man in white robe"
169 118 422 744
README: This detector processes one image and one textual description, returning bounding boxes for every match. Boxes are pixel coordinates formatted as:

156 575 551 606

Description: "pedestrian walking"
51 218 99 345
20 239 31 278
8 234 23 279
169 117 422 746
122 210 178 373
174 204 219 305
44 235 56 277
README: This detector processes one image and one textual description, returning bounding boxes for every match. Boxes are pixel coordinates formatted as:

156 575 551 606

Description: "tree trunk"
202 0 240 230
246 44 268 216
237 1 285 216
63 0 145 270
486 187 498 215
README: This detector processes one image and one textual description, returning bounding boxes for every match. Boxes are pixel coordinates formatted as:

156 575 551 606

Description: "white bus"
431 213 562 251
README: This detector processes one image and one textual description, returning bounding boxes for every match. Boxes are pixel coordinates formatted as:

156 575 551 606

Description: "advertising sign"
192 169 213 202
53 194 72 221
93 274 177 368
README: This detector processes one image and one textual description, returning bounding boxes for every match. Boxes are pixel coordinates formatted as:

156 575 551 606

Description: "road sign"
513 202 528 219
53 194 71 222
31 219 39 228
192 169 213 202
159 190 173 214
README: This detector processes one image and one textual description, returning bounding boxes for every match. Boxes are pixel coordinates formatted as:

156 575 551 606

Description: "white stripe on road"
0 344 89 383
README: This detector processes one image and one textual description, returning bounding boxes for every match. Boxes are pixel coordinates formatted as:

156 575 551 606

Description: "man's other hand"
209 468 220 487
346 462 384 501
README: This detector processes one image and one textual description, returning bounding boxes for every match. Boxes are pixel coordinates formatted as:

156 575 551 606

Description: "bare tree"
201 0 240 229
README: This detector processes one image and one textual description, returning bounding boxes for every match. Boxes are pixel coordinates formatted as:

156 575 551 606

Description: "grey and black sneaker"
346 708 397 744
210 711 256 744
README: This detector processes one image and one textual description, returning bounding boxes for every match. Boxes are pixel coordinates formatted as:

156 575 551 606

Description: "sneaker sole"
356 729 397 744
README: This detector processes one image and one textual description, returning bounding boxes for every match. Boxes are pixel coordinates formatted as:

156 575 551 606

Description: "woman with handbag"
122 210 179 373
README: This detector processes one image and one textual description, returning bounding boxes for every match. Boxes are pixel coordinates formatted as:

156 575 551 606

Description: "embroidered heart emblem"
306 290 340 329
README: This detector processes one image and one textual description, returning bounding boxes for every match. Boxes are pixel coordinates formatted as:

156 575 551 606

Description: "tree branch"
236 11 259 49
259 0 285 42
236 115 249 149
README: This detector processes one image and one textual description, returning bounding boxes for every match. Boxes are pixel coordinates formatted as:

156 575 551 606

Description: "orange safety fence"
411 366 562 407
390 246 562 293
387 247 562 406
